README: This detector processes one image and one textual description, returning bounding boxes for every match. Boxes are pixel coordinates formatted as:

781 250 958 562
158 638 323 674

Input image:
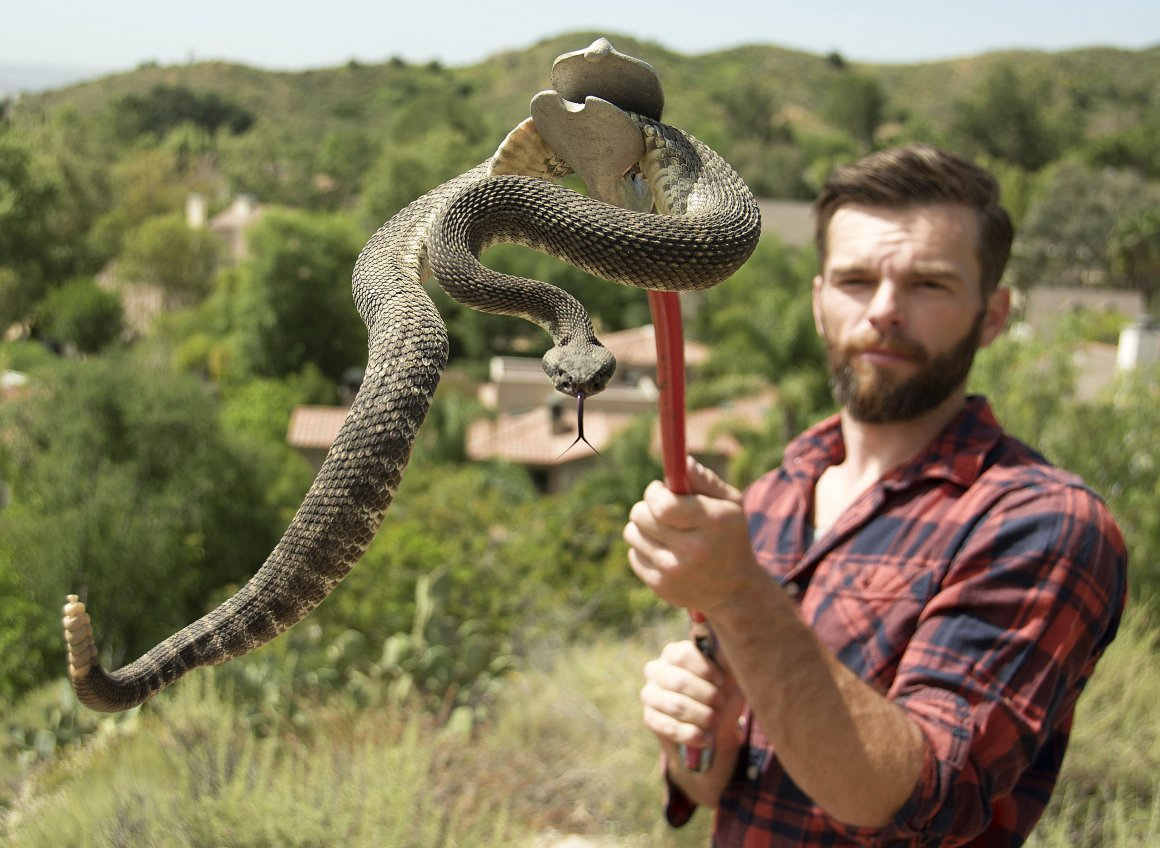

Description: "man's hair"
813 144 1015 294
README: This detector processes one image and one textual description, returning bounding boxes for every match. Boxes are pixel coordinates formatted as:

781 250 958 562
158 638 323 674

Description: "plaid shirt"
667 397 1128 847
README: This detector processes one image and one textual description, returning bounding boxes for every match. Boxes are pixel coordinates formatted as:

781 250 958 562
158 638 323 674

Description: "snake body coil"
62 114 760 712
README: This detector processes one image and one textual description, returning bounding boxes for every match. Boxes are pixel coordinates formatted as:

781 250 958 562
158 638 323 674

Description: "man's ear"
980 287 1011 348
812 275 826 338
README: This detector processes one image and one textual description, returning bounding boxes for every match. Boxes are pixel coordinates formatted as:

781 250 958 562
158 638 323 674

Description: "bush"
36 278 123 353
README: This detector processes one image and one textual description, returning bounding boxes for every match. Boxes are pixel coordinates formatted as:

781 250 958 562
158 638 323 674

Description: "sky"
2 0 1158 76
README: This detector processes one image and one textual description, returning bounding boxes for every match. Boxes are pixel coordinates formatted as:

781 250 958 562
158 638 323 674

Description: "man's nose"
866 280 904 331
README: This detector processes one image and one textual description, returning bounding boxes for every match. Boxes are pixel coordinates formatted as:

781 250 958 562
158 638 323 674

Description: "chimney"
547 395 569 435
1117 318 1160 372
186 192 207 228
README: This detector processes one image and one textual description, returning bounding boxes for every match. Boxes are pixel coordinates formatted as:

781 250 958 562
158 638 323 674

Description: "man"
624 145 1128 846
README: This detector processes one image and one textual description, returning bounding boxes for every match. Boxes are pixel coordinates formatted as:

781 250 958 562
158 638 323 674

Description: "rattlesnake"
61 100 760 713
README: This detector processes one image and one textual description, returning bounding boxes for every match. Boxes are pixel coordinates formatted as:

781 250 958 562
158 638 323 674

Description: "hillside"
9 33 1159 161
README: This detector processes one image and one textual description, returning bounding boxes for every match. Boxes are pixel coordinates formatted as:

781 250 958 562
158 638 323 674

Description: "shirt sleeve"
661 752 700 827
834 483 1127 844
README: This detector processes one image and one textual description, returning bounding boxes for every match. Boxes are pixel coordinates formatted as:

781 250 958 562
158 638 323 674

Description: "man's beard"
825 310 985 424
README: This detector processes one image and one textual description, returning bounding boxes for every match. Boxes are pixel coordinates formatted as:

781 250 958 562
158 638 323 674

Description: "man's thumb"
686 457 743 503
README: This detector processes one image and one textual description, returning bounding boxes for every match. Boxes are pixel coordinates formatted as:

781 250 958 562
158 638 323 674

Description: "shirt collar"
784 396 1004 491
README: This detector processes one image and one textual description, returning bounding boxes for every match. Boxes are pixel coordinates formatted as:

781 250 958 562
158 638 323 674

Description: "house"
755 198 814 247
1019 286 1146 330
206 194 264 262
1010 287 1157 400
465 324 775 492
285 324 778 493
0 370 30 509
98 193 265 335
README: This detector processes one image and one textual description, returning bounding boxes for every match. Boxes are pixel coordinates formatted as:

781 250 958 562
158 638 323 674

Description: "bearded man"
624 145 1128 847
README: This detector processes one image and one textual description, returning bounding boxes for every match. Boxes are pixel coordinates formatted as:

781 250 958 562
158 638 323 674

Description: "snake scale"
62 106 761 713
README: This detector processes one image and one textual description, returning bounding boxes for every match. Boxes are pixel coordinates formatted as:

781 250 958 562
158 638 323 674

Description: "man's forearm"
709 577 924 828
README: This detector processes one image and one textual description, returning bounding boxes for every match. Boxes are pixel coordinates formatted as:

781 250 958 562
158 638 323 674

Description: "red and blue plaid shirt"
667 397 1128 846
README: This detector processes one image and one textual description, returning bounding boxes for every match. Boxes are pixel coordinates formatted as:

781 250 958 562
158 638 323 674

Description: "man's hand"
626 457 924 828
641 638 745 807
623 458 761 614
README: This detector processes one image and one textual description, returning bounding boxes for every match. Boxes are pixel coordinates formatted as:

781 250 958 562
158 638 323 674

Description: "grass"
3 608 1156 847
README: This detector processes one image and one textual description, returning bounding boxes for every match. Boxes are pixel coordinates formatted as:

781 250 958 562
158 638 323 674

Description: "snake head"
541 341 617 398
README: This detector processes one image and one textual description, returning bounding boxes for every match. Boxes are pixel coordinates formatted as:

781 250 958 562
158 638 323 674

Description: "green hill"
10 33 1159 164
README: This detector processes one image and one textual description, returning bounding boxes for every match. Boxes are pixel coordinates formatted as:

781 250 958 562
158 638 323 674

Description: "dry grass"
3 609 1156 847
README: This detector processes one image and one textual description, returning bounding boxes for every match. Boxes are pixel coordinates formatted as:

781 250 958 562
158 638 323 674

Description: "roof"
1022 286 1146 329
287 405 350 450
1 370 29 402
466 390 777 467
467 406 635 466
756 198 815 247
595 323 709 370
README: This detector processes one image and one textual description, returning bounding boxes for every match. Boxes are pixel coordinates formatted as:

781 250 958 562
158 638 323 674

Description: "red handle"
648 291 689 495
648 289 715 772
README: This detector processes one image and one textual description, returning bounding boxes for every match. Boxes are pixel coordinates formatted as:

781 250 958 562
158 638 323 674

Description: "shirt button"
783 581 801 599
746 763 761 781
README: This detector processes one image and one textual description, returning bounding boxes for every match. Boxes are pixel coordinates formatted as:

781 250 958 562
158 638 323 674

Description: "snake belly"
61 116 760 713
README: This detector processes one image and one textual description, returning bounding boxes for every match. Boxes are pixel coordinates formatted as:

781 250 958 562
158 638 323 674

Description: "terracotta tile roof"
680 391 778 455
466 406 637 466
597 324 709 370
466 390 778 467
1 370 29 402
755 198 815 247
287 405 350 450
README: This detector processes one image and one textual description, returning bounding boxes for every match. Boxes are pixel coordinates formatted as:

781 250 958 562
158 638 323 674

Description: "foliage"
949 63 1073 171
34 277 123 354
85 148 204 261
3 678 514 848
358 125 490 230
692 237 827 408
0 353 285 685
1078 114 1160 181
117 211 223 303
0 132 57 324
110 84 255 141
223 207 368 381
1108 206 1160 306
821 71 887 149
971 326 1160 597
1008 160 1160 290
6 606 1157 847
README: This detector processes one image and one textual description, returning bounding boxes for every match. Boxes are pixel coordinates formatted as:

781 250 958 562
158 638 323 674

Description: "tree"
822 72 886 149
36 277 124 353
1010 161 1160 290
1109 206 1160 307
950 64 1065 172
0 353 285 691
228 208 368 381
118 212 223 304
86 149 194 262
0 132 56 324
692 237 827 407
1080 118 1160 181
110 85 254 142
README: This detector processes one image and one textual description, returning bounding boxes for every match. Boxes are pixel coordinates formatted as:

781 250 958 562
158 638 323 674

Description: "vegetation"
1 31 1158 845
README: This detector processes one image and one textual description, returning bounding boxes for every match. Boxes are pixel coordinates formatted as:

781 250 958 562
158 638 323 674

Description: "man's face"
813 203 1009 424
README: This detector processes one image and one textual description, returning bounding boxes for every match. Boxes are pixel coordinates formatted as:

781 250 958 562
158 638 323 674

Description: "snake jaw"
541 341 617 398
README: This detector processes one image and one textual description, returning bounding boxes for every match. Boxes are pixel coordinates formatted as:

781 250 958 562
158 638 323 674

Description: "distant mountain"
0 64 111 98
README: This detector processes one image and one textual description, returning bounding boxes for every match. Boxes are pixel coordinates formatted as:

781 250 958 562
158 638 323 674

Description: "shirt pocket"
804 559 940 688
